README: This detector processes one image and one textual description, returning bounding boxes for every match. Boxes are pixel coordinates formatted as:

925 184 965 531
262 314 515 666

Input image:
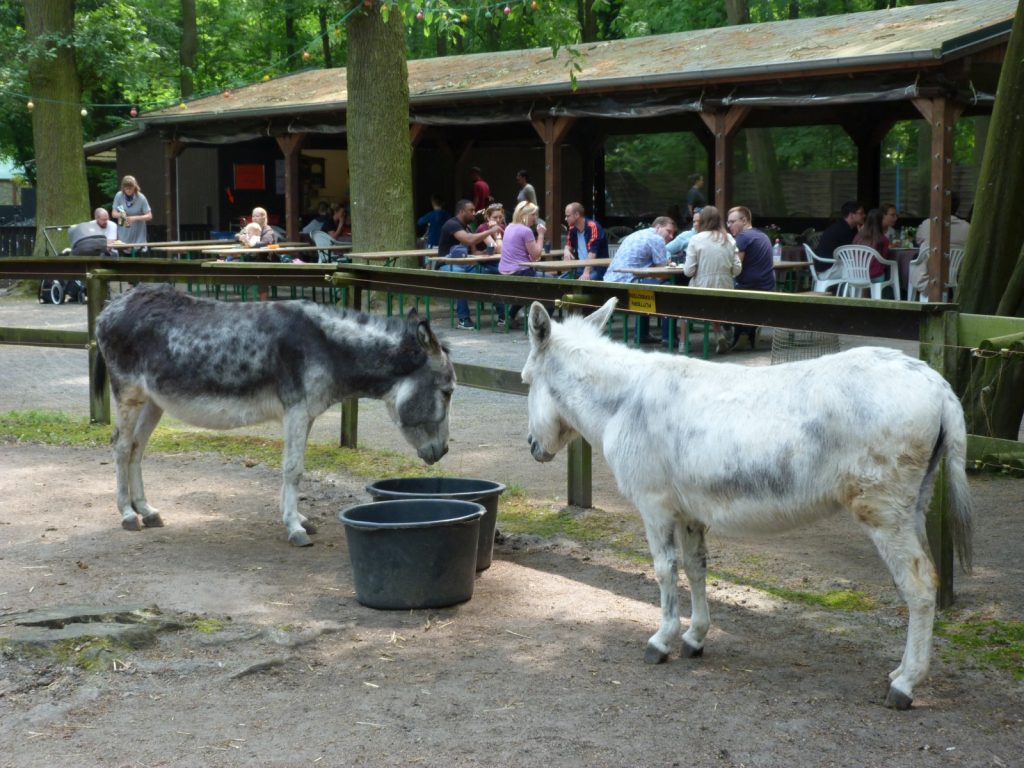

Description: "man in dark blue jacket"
562 202 609 280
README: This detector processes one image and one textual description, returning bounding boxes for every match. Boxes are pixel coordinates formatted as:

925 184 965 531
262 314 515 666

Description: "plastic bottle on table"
772 238 782 263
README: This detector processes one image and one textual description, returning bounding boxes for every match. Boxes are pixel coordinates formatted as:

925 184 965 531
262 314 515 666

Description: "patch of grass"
499 493 648 563
0 637 129 672
0 410 438 480
191 618 226 634
709 568 876 611
935 617 1024 679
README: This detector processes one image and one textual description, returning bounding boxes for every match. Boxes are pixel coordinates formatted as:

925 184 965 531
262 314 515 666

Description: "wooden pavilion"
89 0 1015 300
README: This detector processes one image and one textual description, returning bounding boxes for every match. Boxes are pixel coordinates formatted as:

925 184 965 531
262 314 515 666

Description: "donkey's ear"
585 297 618 330
415 319 443 354
528 302 551 347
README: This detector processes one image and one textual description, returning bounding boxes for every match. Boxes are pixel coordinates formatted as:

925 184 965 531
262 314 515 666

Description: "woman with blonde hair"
112 175 153 246
498 200 547 276
682 205 741 353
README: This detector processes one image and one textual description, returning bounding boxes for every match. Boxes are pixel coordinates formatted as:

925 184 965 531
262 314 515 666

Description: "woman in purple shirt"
499 201 547 276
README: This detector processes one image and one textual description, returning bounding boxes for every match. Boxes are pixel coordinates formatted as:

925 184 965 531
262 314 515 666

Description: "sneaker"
496 318 506 328
456 318 475 330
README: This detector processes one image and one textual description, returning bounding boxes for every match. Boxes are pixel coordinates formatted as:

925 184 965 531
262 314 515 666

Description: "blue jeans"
439 261 505 321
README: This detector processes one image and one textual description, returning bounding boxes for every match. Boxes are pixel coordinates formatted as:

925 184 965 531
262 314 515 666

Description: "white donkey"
522 298 972 709
95 284 455 546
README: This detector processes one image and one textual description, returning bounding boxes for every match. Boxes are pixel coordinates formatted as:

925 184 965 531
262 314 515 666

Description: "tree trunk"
725 0 784 217
345 6 414 257
180 0 197 98
959 0 1024 438
24 0 90 259
318 6 332 68
577 0 598 43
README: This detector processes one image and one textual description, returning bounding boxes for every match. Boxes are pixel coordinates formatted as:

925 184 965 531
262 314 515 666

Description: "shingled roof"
135 0 1012 129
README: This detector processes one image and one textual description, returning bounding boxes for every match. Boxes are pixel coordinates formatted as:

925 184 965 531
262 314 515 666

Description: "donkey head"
386 311 455 465
521 298 617 462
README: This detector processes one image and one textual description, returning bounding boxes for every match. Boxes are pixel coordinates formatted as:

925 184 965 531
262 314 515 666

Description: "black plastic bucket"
365 478 506 571
338 499 484 610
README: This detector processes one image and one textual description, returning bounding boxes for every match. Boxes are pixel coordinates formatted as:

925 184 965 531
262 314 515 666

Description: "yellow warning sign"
628 290 657 314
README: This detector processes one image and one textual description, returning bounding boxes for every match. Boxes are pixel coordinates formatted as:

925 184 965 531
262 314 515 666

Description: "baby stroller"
38 222 104 304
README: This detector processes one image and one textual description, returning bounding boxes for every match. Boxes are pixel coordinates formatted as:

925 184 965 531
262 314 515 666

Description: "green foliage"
192 617 227 634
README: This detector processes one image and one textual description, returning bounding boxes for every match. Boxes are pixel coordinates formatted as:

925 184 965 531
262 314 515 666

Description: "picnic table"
426 254 501 267
531 257 614 273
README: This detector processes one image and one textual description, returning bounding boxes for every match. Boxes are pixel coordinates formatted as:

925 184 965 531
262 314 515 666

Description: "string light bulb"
130 106 138 118
27 100 34 112
80 107 88 117
503 5 511 16
302 50 311 61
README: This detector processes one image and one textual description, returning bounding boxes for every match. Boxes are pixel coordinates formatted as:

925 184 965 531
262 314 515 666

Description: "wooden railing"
2 255 1021 606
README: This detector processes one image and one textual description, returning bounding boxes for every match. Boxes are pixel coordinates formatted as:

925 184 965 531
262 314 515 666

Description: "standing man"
604 216 677 341
562 202 608 280
813 200 865 278
726 206 776 350
515 170 537 205
470 167 491 212
437 199 503 330
685 173 707 220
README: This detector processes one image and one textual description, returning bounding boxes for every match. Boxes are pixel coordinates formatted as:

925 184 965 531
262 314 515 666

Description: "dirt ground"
0 440 1022 768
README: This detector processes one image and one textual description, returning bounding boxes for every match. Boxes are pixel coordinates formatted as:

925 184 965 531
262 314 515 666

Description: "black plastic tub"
338 499 484 610
365 478 506 571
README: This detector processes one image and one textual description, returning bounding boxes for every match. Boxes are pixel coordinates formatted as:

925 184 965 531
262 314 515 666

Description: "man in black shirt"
813 200 865 277
437 199 502 329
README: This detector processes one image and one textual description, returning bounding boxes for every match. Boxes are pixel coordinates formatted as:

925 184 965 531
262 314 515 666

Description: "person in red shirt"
470 167 491 211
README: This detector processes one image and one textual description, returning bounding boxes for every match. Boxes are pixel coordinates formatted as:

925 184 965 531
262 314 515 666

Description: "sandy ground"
1 292 1022 767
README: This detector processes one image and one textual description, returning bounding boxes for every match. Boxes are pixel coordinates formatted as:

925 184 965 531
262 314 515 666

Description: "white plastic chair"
905 247 930 302
834 244 901 300
803 243 844 293
945 247 965 302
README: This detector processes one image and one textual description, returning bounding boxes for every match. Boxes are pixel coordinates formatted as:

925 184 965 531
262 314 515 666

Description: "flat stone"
0 605 186 650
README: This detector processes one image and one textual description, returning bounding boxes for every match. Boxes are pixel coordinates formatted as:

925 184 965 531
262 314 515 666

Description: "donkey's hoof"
121 516 142 532
142 513 164 528
300 519 318 535
288 530 314 547
643 644 669 664
682 640 704 658
885 686 913 710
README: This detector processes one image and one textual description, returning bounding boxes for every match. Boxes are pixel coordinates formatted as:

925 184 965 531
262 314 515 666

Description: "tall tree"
180 0 197 98
958 0 1024 438
345 4 414 254
23 0 90 258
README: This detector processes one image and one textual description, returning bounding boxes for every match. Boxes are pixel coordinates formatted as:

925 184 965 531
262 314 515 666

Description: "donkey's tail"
940 388 974 574
93 344 107 405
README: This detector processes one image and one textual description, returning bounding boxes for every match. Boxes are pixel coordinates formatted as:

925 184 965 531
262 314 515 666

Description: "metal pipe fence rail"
2 254 1017 607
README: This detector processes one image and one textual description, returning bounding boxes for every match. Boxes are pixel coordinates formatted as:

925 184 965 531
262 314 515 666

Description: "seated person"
910 191 970 298
301 201 333 236
69 208 120 255
437 199 503 330
474 203 505 254
239 222 264 247
234 207 280 262
326 204 352 242
812 200 865 278
417 195 449 249
603 216 677 340
562 202 608 280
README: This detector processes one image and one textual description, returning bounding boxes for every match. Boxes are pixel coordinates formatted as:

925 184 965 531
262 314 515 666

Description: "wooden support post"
913 97 963 302
275 133 307 244
920 308 959 608
567 436 592 509
531 115 576 250
86 270 110 425
409 122 427 148
164 140 185 240
339 283 362 449
842 113 895 209
698 107 749 212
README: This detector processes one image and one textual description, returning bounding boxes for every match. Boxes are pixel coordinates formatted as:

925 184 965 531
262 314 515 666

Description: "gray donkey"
95 284 455 545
